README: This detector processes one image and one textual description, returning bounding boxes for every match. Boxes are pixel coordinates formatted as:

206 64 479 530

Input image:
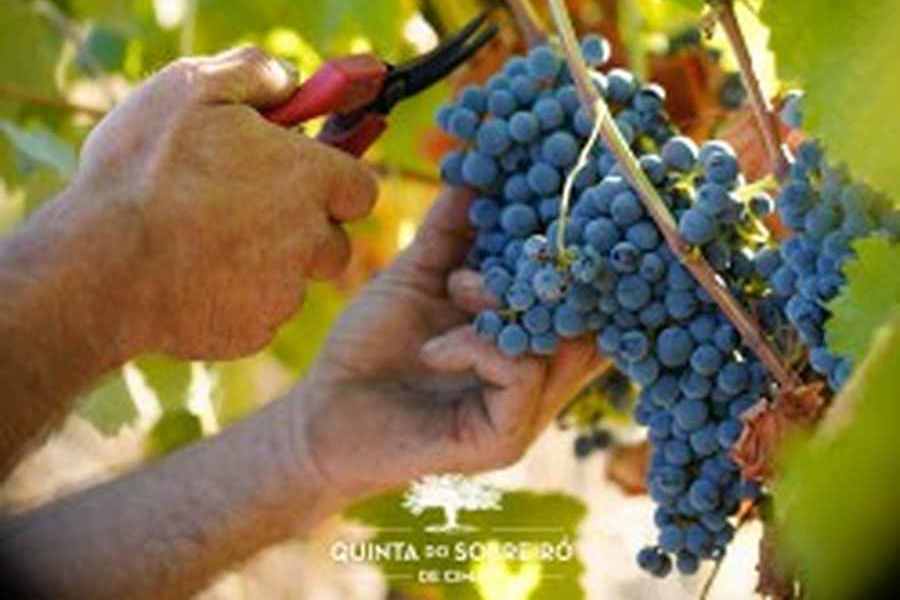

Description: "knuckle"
348 167 378 214
334 167 378 221
162 58 203 95
307 225 350 279
235 45 270 66
494 442 525 469
234 45 283 87
356 166 379 203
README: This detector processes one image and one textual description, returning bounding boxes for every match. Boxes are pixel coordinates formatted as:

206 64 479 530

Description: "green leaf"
293 0 416 59
0 2 64 118
70 1 179 75
210 359 259 427
422 0 485 33
77 370 138 435
134 354 193 412
145 408 203 457
79 25 127 72
346 487 587 600
667 0 704 13
19 166 68 214
193 0 415 59
70 0 139 21
0 121 77 178
826 236 900 364
776 314 900 600
270 283 345 375
379 81 447 177
761 0 900 203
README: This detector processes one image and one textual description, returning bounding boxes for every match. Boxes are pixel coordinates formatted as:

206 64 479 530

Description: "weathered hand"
299 188 608 502
62 46 378 360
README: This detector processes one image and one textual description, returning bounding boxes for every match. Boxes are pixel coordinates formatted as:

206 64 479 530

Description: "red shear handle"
262 55 388 126
319 112 388 158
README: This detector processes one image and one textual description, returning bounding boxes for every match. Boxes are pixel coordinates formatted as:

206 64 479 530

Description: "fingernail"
459 271 482 291
421 336 445 357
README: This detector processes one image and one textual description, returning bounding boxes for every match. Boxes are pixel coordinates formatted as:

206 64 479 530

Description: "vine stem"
712 0 792 180
0 83 107 118
505 0 547 48
699 503 756 600
547 0 799 390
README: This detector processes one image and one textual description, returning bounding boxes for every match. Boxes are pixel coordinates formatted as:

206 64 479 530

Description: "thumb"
196 46 297 108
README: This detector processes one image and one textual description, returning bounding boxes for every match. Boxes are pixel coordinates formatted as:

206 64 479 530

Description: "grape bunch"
437 36 773 577
767 95 900 392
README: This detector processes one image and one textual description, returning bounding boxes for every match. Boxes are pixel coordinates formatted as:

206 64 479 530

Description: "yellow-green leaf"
761 0 900 203
826 236 900 364
77 370 138 436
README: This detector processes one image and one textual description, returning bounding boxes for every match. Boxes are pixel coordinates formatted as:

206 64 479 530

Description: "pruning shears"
262 11 498 157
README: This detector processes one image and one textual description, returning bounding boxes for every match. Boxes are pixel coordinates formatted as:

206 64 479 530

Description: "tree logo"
402 474 503 533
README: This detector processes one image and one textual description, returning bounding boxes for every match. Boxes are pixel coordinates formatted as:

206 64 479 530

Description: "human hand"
47 46 377 361
296 188 609 503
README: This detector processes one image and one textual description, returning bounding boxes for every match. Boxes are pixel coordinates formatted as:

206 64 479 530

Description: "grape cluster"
768 96 900 392
438 37 772 577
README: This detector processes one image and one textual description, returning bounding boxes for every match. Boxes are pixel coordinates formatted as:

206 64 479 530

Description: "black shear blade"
372 10 498 113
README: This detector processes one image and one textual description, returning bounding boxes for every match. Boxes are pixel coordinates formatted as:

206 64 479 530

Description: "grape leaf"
78 25 127 72
0 121 77 178
76 370 138 435
761 0 900 203
19 167 68 215
192 0 415 59
134 354 193 412
775 314 900 600
270 283 345 375
289 0 416 59
70 0 140 22
346 488 586 600
145 408 203 457
0 2 63 118
379 81 448 176
667 0 704 13
210 359 259 427
826 236 900 364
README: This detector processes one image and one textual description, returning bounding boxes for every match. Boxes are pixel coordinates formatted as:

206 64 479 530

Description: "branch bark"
505 0 547 48
712 0 792 179
547 0 799 390
0 83 107 119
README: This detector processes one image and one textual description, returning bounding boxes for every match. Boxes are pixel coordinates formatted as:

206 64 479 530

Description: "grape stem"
547 0 800 390
557 99 605 258
711 0 792 180
505 0 547 48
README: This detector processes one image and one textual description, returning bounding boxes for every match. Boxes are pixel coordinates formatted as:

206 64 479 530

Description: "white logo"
402 474 502 533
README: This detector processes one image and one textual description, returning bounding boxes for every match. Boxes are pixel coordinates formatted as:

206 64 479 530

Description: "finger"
308 224 352 281
193 46 298 108
421 325 547 431
533 338 610 429
447 269 497 314
420 325 528 388
399 187 475 280
293 136 379 223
